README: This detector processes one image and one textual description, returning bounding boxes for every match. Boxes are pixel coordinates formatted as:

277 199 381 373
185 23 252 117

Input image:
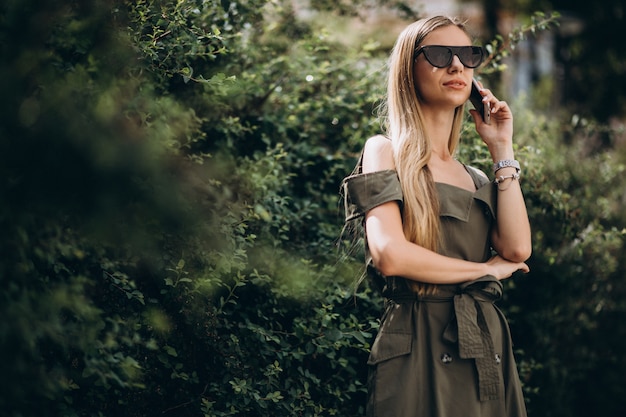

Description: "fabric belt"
387 275 504 402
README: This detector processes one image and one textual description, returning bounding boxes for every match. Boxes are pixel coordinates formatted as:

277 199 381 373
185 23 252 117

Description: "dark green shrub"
2 1 625 417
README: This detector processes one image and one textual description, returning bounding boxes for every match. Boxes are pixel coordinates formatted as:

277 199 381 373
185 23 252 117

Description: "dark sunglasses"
414 45 485 69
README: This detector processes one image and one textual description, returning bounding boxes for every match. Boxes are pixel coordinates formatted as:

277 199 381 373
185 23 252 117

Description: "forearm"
364 192 529 283
369 237 491 284
490 150 532 261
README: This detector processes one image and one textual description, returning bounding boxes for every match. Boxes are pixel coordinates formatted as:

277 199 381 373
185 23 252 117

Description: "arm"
470 87 532 262
490 164 532 262
362 135 528 284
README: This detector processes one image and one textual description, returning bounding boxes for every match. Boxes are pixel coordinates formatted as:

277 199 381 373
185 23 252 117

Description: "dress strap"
464 164 491 189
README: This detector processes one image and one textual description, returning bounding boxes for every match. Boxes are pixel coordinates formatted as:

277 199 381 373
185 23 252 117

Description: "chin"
453 98 468 109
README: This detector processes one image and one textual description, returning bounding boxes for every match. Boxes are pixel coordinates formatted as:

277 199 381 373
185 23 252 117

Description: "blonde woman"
342 16 532 417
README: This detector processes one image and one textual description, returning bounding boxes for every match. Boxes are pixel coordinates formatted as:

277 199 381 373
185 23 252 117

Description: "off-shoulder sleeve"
341 170 403 222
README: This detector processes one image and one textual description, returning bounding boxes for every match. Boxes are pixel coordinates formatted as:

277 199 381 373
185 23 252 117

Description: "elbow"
371 242 403 277
501 244 532 263
374 257 396 278
493 229 532 262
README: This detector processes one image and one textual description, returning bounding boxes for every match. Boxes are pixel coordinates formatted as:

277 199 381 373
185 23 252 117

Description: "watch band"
492 159 520 173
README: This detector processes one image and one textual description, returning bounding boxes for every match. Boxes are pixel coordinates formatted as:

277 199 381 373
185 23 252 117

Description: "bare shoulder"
362 135 395 173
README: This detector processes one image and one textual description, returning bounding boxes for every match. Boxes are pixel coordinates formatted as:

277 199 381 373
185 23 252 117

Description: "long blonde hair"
380 16 469 294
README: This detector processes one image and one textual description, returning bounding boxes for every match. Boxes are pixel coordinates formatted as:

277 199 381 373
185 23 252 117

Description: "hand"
485 255 529 281
469 82 514 157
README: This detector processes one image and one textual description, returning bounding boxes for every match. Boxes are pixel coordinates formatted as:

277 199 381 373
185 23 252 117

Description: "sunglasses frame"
414 45 485 69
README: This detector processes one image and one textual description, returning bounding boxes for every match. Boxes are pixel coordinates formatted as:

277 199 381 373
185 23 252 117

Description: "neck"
430 150 455 162
421 108 455 159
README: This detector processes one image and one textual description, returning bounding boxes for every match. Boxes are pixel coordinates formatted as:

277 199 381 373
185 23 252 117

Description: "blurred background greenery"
1 0 624 416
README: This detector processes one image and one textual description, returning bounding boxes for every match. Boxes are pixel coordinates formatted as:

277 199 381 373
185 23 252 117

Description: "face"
413 25 474 110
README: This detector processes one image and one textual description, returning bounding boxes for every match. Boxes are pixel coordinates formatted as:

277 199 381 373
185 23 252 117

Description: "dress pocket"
367 331 412 365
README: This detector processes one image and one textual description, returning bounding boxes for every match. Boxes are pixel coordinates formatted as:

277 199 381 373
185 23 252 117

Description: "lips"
444 80 467 88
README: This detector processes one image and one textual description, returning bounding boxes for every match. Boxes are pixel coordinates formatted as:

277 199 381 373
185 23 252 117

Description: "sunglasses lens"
458 46 484 68
423 46 452 67
417 46 484 68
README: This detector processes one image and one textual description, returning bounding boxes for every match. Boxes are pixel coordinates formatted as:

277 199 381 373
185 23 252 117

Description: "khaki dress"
342 164 527 417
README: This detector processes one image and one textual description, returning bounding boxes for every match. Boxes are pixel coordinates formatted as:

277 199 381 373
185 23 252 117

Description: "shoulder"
363 135 395 173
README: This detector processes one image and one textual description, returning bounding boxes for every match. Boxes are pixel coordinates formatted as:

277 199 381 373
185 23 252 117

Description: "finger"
479 89 499 104
479 88 492 100
491 100 511 115
468 108 482 125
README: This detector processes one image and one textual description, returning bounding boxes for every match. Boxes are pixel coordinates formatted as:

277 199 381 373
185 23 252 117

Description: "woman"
342 16 532 417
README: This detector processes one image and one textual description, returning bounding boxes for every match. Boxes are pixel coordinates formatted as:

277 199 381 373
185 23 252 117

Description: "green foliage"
506 110 626 417
481 11 561 75
1 1 625 417
1 0 380 415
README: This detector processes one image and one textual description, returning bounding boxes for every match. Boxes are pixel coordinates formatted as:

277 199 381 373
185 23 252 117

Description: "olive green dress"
342 163 527 417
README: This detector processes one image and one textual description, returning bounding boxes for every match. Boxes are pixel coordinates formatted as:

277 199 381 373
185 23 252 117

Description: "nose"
448 54 464 72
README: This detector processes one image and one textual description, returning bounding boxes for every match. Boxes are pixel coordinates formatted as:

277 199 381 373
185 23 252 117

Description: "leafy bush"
0 0 379 415
1 1 625 417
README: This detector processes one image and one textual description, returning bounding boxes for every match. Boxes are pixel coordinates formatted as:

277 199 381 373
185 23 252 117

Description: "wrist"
482 261 493 278
488 143 514 161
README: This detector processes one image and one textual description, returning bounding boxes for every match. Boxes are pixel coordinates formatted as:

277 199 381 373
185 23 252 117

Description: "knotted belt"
388 275 504 402
443 276 503 401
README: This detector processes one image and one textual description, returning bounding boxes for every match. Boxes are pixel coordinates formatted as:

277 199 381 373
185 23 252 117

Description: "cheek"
413 68 435 101
412 68 425 98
